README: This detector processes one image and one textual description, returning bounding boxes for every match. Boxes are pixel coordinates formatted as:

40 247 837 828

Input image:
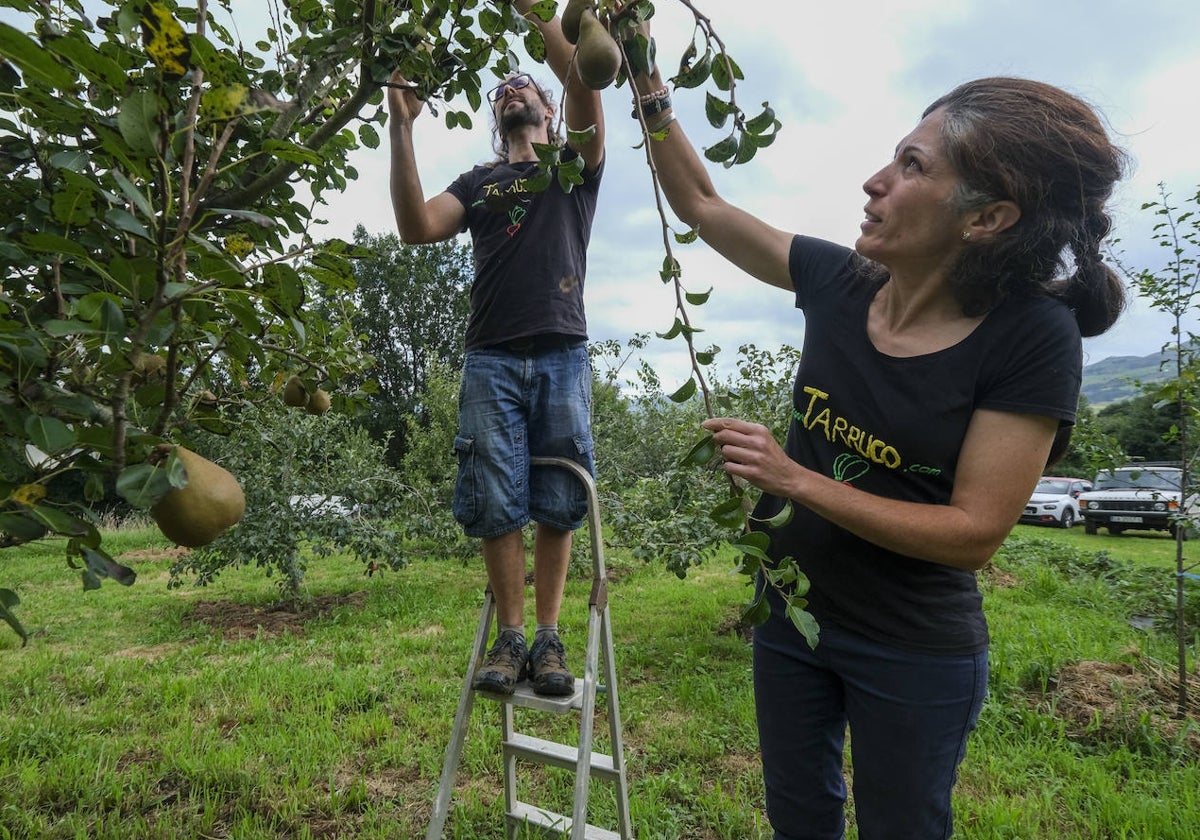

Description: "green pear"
561 0 592 45
282 374 309 407
151 447 246 548
131 351 167 381
305 388 332 415
576 11 621 90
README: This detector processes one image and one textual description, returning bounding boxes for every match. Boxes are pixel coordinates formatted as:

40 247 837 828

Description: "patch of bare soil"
1037 657 1200 756
182 591 368 641
119 546 192 562
980 562 1020 588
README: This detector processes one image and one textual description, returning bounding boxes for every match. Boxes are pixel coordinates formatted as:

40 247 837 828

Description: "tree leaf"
744 103 778 134
704 92 732 129
81 547 137 587
741 593 770 626
115 462 172 509
703 134 738 164
786 602 820 648
25 504 91 537
261 139 325 166
110 168 155 220
207 207 276 228
24 415 77 454
358 123 380 149
0 22 75 89
672 48 711 89
730 529 771 562
117 90 162 160
20 231 88 259
757 500 794 528
668 377 697 402
0 587 28 645
710 495 746 529
47 30 128 89
103 207 153 241
659 255 681 282
657 318 684 340
0 511 48 541
681 434 717 468
140 2 192 80
566 124 598 146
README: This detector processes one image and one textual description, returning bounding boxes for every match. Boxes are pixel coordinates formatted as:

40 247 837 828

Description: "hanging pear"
151 447 246 548
561 0 592 45
306 388 332 415
575 10 621 90
282 374 309 408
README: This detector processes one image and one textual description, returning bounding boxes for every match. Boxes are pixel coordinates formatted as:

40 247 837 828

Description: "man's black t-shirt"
752 235 1083 655
446 148 603 350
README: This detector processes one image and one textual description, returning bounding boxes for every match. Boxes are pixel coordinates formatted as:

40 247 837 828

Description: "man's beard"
499 100 543 137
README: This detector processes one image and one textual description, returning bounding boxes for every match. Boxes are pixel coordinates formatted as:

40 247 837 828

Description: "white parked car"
288 494 360 517
1019 476 1092 529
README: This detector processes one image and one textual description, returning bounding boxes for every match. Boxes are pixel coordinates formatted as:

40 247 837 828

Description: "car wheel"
1108 525 1125 535
1084 520 1098 535
1169 522 1189 541
1059 509 1075 529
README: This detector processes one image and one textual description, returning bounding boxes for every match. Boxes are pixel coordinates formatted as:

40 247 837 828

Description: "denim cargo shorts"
452 340 594 538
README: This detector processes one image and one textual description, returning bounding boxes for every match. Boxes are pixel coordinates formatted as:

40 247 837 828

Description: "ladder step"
476 678 606 714
504 733 621 781
508 801 621 840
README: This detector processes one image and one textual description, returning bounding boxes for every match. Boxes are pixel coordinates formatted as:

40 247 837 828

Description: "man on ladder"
387 0 608 697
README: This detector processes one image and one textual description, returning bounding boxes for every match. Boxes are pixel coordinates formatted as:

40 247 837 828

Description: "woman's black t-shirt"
752 235 1083 655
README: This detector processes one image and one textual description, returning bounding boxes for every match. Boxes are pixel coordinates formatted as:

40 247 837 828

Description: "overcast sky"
8 1 1198 391
300 0 1200 391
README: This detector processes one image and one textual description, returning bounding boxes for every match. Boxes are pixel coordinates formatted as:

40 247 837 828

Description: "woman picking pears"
622 21 1127 840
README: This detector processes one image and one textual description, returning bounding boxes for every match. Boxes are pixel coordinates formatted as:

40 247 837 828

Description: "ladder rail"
425 588 496 839
427 456 632 840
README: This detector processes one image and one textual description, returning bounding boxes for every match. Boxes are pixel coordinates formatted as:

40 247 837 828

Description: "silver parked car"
1019 476 1092 529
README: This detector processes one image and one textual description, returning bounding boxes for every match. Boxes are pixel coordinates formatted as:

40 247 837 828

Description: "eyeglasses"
488 74 534 103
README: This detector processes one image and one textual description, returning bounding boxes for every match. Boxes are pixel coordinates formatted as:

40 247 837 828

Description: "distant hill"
1081 349 1173 406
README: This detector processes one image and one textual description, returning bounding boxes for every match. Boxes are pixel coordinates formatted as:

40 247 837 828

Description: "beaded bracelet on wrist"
632 87 671 120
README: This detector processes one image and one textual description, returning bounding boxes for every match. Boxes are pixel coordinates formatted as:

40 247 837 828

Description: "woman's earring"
961 230 971 241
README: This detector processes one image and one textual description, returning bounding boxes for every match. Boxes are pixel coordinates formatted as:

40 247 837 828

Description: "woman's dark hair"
924 77 1129 337
488 74 564 162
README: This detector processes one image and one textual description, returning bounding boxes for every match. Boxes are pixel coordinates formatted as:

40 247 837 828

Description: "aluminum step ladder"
426 456 632 840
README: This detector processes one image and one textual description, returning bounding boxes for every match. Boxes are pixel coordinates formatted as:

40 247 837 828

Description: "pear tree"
0 0 786 643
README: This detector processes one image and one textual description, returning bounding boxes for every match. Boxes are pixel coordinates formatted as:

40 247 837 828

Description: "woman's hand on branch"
701 417 801 499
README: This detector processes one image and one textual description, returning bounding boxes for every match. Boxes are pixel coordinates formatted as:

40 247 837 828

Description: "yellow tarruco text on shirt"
796 386 902 469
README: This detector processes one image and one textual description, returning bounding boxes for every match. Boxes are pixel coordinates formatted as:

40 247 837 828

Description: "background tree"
323 225 471 468
1095 392 1186 463
1051 393 1125 480
1110 183 1200 715
170 403 409 602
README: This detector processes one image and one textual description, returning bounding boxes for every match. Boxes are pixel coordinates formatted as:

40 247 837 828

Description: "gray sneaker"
472 630 527 695
527 632 575 697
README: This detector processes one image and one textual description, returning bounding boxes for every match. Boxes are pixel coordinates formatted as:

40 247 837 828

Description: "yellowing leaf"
11 484 47 507
200 84 251 122
140 2 191 79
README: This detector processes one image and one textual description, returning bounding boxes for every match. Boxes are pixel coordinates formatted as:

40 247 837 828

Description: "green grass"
1 523 1197 839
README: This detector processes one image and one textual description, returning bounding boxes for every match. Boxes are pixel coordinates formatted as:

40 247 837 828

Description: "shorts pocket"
451 435 478 527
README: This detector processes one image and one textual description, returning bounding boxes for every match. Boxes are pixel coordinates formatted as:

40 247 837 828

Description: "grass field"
1 522 1197 839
